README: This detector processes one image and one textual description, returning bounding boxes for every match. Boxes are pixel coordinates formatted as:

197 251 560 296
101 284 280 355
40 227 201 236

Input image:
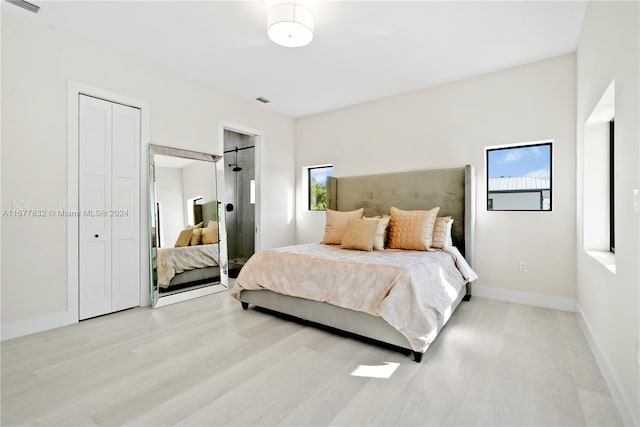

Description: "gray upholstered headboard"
327 165 475 266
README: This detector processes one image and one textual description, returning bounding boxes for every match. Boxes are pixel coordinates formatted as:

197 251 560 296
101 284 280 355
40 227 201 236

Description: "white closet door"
79 95 113 320
79 95 141 320
111 103 140 311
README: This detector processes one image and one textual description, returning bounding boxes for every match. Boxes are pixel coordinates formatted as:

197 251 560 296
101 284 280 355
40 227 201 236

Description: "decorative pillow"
175 222 205 247
174 229 193 247
201 220 219 244
388 206 440 250
190 228 203 246
431 216 452 249
321 208 364 245
363 216 390 250
341 219 378 251
445 218 454 247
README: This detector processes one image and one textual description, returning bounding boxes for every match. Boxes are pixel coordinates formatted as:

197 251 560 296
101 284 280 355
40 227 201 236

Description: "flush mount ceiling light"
267 2 314 48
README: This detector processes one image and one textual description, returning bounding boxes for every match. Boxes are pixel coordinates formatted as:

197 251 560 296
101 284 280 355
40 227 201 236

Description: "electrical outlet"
519 261 528 272
634 189 639 213
636 343 640 367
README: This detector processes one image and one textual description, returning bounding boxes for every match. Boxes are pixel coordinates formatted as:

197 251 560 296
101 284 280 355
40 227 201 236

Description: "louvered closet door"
79 95 140 320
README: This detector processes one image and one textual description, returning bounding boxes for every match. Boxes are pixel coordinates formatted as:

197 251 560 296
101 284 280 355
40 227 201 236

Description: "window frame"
486 141 553 212
609 119 615 253
307 165 333 211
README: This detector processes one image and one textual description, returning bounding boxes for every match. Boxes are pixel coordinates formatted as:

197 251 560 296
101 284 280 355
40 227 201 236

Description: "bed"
232 165 476 362
156 243 220 290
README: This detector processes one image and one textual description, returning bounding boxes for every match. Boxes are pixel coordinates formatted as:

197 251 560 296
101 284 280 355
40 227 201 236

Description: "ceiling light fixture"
267 2 314 48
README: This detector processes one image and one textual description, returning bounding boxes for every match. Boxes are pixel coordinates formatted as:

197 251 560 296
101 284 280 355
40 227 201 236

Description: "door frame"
67 81 151 322
217 120 263 284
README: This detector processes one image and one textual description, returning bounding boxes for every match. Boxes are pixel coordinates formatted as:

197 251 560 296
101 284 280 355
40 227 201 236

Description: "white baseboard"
576 304 638 427
473 285 576 312
1 310 77 341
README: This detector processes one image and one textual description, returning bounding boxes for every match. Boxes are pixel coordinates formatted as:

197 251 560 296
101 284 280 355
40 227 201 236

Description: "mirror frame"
148 144 226 307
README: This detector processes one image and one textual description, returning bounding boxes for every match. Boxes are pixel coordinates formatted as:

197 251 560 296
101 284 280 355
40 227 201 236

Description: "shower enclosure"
223 130 256 277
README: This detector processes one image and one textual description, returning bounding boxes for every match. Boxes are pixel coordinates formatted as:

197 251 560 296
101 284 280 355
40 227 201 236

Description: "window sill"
586 250 616 274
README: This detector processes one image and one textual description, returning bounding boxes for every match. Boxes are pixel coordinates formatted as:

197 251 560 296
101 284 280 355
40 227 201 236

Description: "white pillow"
363 215 390 250
445 218 454 247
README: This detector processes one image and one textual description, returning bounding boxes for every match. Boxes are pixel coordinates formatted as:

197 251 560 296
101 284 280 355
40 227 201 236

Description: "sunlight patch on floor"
350 362 400 379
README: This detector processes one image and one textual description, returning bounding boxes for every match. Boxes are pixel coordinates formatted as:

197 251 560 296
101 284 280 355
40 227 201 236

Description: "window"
486 142 552 211
583 80 615 271
186 196 203 225
308 165 333 211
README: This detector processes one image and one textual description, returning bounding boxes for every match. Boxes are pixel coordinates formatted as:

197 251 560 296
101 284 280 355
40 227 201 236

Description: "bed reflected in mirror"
148 144 227 307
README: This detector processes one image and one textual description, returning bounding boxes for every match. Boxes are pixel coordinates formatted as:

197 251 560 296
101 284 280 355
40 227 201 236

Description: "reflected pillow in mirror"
175 229 193 247
190 228 203 246
202 220 219 244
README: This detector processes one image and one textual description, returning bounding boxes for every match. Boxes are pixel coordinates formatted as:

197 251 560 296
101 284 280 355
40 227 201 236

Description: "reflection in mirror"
148 144 225 308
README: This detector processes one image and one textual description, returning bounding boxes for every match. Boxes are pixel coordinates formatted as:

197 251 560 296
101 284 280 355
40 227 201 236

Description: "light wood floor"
1 291 622 426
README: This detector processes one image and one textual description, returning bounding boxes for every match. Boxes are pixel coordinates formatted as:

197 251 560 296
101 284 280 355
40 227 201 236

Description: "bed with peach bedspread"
233 165 476 362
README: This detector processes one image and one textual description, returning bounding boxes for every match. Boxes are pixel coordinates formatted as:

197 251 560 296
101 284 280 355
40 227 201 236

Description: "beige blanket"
157 244 219 288
231 243 475 352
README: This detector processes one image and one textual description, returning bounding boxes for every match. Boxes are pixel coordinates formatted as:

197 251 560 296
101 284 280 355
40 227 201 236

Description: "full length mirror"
148 144 225 307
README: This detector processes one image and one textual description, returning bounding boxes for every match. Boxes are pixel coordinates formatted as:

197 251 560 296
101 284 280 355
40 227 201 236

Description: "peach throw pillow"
388 206 440 250
431 216 452 249
341 219 378 251
321 208 364 245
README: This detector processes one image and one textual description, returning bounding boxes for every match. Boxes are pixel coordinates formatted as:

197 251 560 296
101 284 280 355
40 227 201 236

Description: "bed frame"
239 165 475 362
159 266 221 291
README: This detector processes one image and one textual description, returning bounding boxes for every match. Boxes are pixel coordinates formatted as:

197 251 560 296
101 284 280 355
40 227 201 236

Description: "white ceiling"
18 1 587 118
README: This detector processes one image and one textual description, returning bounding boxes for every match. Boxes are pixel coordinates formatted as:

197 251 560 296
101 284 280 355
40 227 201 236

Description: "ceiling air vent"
5 0 40 13
256 97 271 104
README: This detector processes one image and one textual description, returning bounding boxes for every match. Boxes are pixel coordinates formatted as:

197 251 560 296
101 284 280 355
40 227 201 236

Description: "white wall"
181 160 217 226
1 7 295 336
296 54 577 305
155 167 185 248
576 2 639 424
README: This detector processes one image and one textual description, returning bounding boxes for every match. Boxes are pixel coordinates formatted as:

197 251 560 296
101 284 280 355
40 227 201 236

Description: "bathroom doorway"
223 130 256 278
